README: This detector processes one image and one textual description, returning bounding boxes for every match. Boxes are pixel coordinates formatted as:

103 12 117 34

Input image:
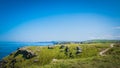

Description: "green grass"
2 43 120 68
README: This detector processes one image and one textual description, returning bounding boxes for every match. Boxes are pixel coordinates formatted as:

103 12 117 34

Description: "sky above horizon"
0 0 120 42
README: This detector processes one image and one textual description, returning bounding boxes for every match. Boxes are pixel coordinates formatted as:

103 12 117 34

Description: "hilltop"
54 39 120 44
0 42 120 68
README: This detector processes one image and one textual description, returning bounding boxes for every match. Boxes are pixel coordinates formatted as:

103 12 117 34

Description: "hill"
0 43 120 68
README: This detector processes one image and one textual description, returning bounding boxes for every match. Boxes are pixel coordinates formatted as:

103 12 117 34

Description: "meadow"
2 43 120 68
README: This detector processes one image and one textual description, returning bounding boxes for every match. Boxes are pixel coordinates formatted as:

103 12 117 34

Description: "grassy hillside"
83 40 120 43
1 43 120 68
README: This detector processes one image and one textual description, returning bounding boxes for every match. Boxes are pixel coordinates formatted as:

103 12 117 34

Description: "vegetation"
82 39 120 44
1 43 120 68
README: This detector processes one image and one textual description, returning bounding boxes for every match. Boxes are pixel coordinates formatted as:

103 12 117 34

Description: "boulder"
11 59 16 64
65 46 69 52
0 60 8 68
1 60 8 64
0 61 2 68
48 46 54 49
69 52 73 57
10 59 17 68
59 45 65 49
64 46 69 55
76 46 81 50
76 46 82 54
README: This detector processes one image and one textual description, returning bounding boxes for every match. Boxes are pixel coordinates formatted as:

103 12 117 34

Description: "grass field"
2 43 120 68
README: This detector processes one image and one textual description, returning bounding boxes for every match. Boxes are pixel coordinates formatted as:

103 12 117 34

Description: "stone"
59 45 65 49
0 60 7 68
76 46 82 54
11 59 16 64
7 59 17 68
1 60 8 64
65 46 69 52
69 52 73 57
48 46 54 49
76 46 81 50
0 62 2 68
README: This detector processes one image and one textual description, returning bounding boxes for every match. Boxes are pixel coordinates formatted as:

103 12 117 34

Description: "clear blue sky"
0 0 120 42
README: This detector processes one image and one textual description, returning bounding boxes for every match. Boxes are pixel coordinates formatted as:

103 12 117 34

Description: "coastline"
0 42 54 60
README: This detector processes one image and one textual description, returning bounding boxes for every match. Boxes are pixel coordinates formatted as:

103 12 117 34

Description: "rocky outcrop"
64 46 69 55
10 59 16 68
65 46 69 52
59 45 65 49
0 60 7 68
14 48 37 59
0 61 3 66
48 46 54 49
76 46 82 54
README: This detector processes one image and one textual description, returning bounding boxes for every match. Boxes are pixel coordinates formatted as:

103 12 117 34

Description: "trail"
99 44 114 56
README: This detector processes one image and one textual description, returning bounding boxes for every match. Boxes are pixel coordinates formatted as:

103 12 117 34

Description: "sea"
0 42 54 60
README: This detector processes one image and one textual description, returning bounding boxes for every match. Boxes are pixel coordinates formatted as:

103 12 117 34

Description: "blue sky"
0 0 120 42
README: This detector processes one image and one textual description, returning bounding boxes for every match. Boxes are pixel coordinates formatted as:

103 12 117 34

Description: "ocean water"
0 42 54 60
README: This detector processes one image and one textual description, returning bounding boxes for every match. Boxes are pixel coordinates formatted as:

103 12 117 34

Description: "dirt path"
99 44 114 56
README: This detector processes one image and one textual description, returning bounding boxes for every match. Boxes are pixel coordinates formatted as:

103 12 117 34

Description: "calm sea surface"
0 42 53 60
